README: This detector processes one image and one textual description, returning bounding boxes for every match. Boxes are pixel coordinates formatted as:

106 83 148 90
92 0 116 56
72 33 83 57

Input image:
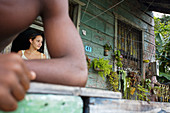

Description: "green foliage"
136 84 150 101
108 72 119 92
154 16 170 75
153 86 161 96
153 86 165 97
92 58 112 80
114 50 123 68
104 43 112 51
118 70 128 98
159 72 170 81
154 16 170 39
144 79 151 92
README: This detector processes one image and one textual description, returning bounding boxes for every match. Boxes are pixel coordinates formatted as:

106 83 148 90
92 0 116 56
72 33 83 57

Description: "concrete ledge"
88 98 170 113
28 82 122 99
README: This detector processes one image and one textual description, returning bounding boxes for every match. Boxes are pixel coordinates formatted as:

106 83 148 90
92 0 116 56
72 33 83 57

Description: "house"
2 0 158 88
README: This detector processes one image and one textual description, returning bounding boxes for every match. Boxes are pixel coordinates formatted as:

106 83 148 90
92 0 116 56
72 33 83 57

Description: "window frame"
113 13 144 74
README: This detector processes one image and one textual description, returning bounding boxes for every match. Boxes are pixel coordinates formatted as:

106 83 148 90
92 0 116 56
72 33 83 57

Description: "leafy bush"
92 58 112 80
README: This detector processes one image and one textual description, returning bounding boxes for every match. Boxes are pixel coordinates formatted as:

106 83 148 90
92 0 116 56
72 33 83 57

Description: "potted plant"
104 43 112 56
92 58 112 80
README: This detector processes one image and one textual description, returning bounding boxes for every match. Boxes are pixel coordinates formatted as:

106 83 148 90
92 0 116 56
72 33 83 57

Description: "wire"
143 0 155 12
83 0 124 23
81 0 91 21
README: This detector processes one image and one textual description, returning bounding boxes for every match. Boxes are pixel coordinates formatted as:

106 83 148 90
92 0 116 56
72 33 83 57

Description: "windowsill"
28 82 122 99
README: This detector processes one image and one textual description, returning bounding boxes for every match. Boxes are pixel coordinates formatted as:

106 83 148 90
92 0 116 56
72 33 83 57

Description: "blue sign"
85 46 92 52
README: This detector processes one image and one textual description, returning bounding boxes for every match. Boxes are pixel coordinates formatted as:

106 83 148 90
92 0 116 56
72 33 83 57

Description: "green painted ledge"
0 94 83 113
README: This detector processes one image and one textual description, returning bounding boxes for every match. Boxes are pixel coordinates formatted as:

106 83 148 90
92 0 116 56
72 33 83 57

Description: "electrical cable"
81 0 91 21
83 0 124 23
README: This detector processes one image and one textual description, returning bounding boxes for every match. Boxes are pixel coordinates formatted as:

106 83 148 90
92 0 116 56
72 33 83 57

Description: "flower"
120 55 123 59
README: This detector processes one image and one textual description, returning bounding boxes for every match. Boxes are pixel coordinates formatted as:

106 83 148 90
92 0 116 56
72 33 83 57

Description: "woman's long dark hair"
29 33 44 53
11 28 44 53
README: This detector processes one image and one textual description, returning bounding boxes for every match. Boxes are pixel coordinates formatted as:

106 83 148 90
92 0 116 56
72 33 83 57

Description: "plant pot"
104 49 109 56
94 67 104 72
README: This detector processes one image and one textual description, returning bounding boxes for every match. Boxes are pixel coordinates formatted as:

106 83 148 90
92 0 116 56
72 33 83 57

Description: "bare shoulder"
0 0 41 39
43 54 46 59
37 51 46 59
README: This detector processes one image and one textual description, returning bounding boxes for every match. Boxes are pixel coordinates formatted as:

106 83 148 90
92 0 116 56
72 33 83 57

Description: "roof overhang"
139 0 170 14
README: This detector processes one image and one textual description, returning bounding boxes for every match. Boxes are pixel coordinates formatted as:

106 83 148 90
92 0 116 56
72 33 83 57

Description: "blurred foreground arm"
0 53 36 111
25 0 88 87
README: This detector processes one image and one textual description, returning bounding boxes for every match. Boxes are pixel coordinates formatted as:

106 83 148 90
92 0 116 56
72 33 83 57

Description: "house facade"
79 0 155 89
2 0 156 90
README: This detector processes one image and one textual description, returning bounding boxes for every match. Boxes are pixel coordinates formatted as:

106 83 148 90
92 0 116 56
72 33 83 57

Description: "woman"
18 34 46 59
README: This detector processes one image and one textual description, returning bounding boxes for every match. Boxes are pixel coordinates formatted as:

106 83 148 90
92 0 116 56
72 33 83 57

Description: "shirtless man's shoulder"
0 0 40 50
0 0 63 51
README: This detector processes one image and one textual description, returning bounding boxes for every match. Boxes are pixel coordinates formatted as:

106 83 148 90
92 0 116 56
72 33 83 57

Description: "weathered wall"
80 0 115 89
79 0 155 89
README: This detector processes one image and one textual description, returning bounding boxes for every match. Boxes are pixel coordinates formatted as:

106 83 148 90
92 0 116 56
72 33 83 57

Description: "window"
117 20 142 71
69 1 79 26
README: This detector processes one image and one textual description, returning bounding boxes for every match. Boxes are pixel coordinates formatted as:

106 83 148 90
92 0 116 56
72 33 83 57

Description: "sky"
153 11 170 18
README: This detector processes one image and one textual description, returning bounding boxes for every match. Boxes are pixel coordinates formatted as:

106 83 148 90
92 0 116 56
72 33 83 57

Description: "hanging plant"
118 70 128 98
92 58 112 80
114 50 123 68
108 71 119 92
144 79 151 92
104 43 112 56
